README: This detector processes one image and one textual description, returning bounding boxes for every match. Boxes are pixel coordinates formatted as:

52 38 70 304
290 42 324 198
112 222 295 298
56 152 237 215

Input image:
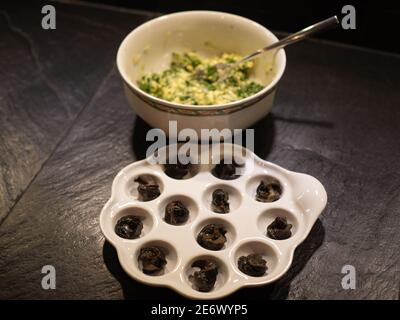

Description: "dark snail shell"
212 159 244 180
164 161 191 179
255 180 282 202
135 176 161 201
138 246 167 275
238 253 267 277
190 259 219 292
114 215 143 239
164 200 189 225
211 189 230 213
267 217 292 240
196 223 227 251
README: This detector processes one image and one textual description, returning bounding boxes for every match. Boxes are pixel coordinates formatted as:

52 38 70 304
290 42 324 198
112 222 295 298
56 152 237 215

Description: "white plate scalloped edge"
100 143 327 299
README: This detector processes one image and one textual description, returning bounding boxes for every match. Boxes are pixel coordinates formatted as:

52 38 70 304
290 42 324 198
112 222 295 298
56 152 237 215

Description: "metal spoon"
211 16 339 80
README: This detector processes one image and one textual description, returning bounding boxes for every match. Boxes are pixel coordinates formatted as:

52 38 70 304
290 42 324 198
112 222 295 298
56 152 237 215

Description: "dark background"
77 0 400 54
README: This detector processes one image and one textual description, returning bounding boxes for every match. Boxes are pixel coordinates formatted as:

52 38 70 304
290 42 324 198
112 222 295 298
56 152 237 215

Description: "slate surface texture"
0 0 399 300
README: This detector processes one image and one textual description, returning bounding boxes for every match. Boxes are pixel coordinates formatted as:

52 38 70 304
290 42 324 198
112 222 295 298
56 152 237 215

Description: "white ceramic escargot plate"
100 143 327 299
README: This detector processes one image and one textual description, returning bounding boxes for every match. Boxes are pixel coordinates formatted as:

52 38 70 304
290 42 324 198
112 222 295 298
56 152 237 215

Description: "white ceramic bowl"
100 144 327 299
117 11 286 135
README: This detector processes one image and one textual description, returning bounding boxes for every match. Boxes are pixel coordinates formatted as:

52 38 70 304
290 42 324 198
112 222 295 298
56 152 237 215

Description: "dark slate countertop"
0 0 399 300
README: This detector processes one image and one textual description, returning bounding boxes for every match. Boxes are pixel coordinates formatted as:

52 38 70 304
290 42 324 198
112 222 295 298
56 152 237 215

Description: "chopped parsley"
137 52 265 105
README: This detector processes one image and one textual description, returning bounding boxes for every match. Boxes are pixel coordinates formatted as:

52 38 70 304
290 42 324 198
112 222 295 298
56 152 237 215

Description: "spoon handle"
240 16 339 63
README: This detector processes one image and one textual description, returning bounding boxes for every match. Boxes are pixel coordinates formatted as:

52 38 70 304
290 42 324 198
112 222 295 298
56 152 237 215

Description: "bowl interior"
117 11 285 97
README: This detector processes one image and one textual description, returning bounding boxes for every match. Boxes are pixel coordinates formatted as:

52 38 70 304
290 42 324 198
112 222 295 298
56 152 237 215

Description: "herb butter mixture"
138 52 264 105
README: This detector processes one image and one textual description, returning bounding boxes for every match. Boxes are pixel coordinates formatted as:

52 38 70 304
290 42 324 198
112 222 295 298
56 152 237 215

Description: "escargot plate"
99 143 327 299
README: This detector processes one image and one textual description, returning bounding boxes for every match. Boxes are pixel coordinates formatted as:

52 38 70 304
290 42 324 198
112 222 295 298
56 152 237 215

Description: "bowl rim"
116 10 287 111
